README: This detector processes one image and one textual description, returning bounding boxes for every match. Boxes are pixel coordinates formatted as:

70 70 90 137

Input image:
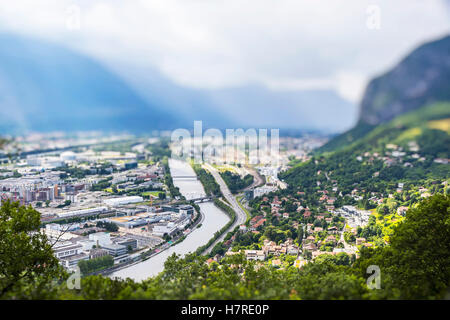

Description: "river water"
110 159 229 282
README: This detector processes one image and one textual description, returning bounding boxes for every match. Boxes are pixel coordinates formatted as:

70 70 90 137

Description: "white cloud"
0 0 449 104
335 72 368 103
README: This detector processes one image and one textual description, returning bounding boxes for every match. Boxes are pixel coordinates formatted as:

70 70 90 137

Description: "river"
110 159 229 282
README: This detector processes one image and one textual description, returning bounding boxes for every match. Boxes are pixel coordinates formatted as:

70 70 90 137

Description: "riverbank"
195 198 236 255
99 205 205 277
109 159 230 281
201 164 248 255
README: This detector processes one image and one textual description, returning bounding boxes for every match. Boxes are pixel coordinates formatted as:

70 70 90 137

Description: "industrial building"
57 206 109 219
103 196 143 207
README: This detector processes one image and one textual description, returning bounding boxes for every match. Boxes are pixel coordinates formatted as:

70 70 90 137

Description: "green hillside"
280 103 450 198
317 102 450 154
337 102 450 157
316 122 375 153
319 34 450 153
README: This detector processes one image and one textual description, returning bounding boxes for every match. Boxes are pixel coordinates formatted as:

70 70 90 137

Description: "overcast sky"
0 0 449 104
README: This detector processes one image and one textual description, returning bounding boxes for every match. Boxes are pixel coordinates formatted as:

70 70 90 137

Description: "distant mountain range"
0 33 357 134
118 64 357 133
319 34 450 152
0 34 184 134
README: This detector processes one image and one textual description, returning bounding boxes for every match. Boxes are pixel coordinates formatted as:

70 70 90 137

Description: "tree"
96 221 118 232
0 200 64 298
293 261 367 299
1 194 448 300
344 232 355 243
57 200 71 208
355 194 450 299
297 225 304 245
78 255 114 275
377 204 390 215
158 192 166 200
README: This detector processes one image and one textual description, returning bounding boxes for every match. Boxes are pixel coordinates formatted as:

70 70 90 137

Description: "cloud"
0 0 449 104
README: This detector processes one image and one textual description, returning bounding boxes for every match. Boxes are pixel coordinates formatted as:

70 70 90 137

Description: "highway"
244 165 265 190
202 163 248 254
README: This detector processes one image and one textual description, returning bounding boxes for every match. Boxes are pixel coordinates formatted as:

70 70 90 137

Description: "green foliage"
297 225 304 245
264 225 288 243
344 231 355 243
285 103 450 202
314 253 353 266
357 216 382 241
0 201 64 299
96 221 118 232
196 199 235 255
90 177 113 191
417 128 450 158
320 101 450 155
56 253 369 300
147 138 171 161
220 171 253 194
161 157 183 199
56 200 71 208
0 181 448 300
0 137 7 149
78 255 114 275
354 194 450 299
57 167 90 179
0 170 21 181
317 122 375 153
192 164 222 197
281 112 449 206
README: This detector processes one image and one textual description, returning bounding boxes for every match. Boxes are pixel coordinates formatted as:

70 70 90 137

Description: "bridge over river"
171 175 198 179
110 159 230 281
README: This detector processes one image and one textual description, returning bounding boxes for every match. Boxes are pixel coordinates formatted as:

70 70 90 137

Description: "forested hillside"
1 194 448 299
320 34 450 153
281 103 450 199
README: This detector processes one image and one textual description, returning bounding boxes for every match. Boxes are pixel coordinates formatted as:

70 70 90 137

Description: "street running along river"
110 159 229 281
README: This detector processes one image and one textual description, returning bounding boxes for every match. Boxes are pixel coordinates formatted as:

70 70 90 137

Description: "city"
0 0 449 312
1 133 334 278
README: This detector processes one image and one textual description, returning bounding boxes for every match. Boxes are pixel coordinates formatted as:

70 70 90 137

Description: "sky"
0 0 449 105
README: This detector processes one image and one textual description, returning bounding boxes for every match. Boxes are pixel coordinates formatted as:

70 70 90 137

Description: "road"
103 205 206 277
244 165 265 191
202 163 248 254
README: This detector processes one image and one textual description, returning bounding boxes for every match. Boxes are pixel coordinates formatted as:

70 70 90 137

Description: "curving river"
110 159 229 282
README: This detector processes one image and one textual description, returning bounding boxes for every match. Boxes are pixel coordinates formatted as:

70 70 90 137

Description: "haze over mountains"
2 33 447 136
0 34 181 134
0 33 357 135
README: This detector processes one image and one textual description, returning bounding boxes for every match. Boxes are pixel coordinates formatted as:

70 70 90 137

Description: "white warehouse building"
103 196 144 207
152 222 178 237
57 206 109 219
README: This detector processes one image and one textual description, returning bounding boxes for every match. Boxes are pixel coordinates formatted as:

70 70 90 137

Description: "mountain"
339 102 450 158
0 33 359 135
105 63 236 130
319 34 450 152
0 33 358 135
205 86 356 133
0 34 181 134
111 63 357 133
